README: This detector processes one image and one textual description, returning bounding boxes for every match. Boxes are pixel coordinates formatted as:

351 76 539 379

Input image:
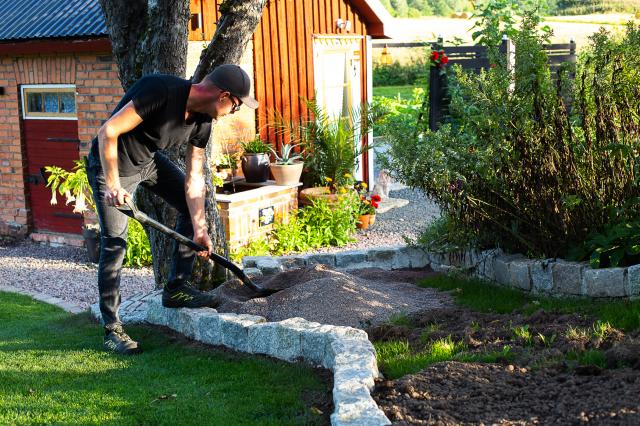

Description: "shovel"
116 198 277 297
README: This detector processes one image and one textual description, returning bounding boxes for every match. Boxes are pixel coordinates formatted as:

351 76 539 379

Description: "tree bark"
99 0 267 289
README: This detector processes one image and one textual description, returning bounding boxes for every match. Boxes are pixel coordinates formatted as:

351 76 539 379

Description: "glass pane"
44 93 59 113
60 92 76 113
27 93 42 112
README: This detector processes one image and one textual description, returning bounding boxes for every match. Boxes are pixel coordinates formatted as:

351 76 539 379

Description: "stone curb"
243 245 430 275
243 244 640 300
428 249 640 300
0 284 85 314
90 295 390 426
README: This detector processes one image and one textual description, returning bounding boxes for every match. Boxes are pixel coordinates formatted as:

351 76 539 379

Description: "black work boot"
104 323 142 355
162 280 220 309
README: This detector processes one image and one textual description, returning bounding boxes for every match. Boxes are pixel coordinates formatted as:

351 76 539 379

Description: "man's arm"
98 100 143 206
185 143 213 256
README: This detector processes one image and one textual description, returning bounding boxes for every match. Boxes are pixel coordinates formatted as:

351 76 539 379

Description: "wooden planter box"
216 179 300 251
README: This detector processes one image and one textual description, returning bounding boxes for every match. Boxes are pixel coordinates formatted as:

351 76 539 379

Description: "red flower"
430 51 440 61
441 56 449 65
372 201 379 209
371 194 382 202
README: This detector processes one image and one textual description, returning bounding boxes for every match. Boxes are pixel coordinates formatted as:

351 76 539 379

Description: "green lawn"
0 292 328 425
372 85 418 100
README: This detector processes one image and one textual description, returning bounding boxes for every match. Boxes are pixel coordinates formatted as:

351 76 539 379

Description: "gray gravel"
0 242 155 309
214 266 450 328
0 187 438 310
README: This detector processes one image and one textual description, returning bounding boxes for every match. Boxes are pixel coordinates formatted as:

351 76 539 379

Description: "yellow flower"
325 177 333 183
344 173 352 179
361 182 368 188
364 200 370 205
339 187 347 194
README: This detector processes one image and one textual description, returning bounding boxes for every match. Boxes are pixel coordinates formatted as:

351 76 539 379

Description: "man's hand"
194 227 213 258
104 187 131 207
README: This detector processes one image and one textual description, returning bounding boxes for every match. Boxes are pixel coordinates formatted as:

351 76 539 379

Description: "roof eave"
350 0 393 39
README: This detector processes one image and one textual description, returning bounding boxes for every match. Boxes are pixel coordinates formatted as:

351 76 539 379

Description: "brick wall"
0 49 122 240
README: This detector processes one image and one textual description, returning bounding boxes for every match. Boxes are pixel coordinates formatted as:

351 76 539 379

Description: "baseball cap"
208 64 259 109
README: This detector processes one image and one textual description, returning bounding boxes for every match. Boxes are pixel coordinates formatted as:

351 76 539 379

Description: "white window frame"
21 84 78 120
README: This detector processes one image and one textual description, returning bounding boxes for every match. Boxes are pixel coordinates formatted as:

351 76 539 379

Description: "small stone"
506 365 515 372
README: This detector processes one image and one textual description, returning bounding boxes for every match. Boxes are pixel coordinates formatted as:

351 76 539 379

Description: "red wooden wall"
191 0 372 178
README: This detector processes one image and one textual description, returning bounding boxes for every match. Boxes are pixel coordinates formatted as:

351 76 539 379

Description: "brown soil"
212 265 450 328
370 307 640 425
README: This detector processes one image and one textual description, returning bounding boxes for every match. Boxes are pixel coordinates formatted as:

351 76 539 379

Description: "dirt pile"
211 265 449 328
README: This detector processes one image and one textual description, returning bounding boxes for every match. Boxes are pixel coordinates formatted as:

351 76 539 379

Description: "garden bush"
373 59 428 87
379 13 640 265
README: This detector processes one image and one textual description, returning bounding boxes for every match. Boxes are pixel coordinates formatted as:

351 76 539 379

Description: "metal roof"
0 0 107 41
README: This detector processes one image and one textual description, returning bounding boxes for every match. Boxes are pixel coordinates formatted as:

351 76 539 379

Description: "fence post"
570 37 576 57
428 37 444 132
500 35 515 72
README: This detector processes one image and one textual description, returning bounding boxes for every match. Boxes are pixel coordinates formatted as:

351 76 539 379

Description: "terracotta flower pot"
270 161 304 186
357 214 374 230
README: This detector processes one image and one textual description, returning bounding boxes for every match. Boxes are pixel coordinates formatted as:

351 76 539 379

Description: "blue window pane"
27 93 42 112
44 93 59 113
60 92 76 113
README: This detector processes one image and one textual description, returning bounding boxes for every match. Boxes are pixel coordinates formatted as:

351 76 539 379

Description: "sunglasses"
230 95 242 113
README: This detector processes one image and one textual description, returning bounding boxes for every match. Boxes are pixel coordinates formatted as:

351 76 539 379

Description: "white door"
313 36 365 180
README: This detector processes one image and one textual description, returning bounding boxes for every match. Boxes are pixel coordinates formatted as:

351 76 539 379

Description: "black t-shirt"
90 74 212 176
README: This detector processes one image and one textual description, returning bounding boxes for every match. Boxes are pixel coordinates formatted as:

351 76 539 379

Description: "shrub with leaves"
380 14 640 265
124 219 153 267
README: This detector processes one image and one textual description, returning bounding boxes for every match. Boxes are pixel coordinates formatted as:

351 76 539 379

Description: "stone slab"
305 253 336 267
627 265 640 298
552 260 584 295
582 267 626 298
531 260 555 294
509 259 533 291
335 250 368 268
375 197 409 214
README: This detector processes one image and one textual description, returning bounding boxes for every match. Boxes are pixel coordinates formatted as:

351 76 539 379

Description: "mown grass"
0 292 328 425
372 85 418 100
417 274 640 331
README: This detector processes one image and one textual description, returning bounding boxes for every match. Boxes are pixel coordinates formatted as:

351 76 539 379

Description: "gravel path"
315 187 440 254
0 242 155 309
0 187 438 310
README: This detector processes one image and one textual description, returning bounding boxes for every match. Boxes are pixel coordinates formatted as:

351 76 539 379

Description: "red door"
23 119 83 234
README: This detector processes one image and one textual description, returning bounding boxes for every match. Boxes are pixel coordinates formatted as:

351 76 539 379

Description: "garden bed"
369 276 640 425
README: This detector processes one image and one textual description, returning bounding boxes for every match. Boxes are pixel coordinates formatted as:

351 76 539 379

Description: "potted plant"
354 181 381 230
240 137 271 183
272 99 375 189
269 142 304 186
44 159 100 262
215 153 238 181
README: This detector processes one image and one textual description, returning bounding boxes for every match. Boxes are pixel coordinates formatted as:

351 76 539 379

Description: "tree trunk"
99 0 267 289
